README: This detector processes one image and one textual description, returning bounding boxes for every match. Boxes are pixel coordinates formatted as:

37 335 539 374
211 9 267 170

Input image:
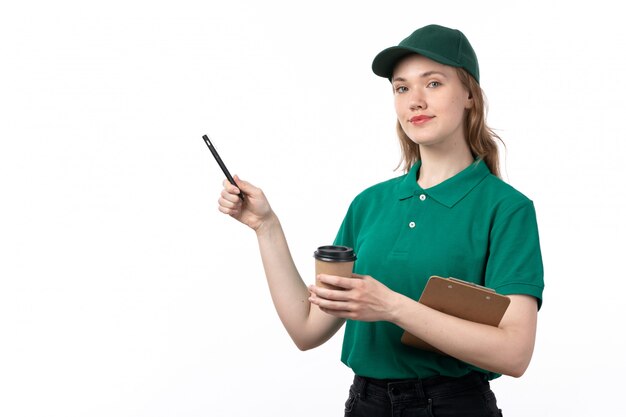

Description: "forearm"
255 213 342 350
390 293 537 377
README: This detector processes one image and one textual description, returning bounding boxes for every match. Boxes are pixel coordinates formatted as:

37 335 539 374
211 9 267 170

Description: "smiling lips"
410 115 434 125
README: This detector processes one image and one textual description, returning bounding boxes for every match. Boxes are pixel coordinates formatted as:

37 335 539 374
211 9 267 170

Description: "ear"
464 91 473 109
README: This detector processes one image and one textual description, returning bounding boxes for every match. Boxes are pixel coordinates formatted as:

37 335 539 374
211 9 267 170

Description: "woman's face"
392 54 472 150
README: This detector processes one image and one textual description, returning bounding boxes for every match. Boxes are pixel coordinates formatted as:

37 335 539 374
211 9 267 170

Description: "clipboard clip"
447 277 496 293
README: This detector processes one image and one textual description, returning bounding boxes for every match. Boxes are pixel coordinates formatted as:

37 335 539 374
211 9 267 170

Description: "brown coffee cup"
314 245 357 290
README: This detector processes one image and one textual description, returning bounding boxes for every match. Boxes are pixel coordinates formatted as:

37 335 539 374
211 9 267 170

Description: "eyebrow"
392 71 449 82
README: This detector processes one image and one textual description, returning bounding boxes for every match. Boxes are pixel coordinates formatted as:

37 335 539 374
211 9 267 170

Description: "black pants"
344 372 503 417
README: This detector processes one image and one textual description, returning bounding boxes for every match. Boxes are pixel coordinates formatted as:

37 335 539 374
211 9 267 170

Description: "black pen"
202 134 244 200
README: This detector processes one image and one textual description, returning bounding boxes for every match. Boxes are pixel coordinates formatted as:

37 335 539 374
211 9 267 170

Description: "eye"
427 81 441 88
394 85 408 94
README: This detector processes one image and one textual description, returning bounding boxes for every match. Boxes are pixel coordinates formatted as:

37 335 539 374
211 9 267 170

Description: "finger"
312 297 355 319
222 179 242 196
319 307 353 319
217 196 241 211
233 175 262 198
309 291 350 309
317 274 357 290
218 195 239 210
220 187 241 204
309 284 350 301
218 204 239 216
233 175 251 191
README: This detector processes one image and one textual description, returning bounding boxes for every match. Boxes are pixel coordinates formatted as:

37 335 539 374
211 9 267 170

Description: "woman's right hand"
217 175 274 232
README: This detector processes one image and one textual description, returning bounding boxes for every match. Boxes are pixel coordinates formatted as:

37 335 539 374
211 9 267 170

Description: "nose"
409 89 426 110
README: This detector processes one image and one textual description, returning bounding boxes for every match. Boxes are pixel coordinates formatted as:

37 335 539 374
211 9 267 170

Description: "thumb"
233 175 256 194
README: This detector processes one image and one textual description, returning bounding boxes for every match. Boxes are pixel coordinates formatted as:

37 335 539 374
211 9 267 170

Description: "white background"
1 1 624 416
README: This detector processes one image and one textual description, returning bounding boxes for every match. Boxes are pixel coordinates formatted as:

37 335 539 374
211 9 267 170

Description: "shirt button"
409 221 416 228
419 194 426 201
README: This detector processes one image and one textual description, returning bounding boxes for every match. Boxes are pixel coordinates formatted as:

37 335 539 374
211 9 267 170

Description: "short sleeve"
485 199 544 309
333 200 356 249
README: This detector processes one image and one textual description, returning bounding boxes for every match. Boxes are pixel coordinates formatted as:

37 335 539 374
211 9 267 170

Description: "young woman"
217 24 543 417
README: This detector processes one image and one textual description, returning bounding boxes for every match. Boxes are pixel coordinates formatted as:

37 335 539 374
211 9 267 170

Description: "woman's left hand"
308 274 400 322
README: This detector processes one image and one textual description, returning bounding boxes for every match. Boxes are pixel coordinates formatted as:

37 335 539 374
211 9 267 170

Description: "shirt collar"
396 159 491 208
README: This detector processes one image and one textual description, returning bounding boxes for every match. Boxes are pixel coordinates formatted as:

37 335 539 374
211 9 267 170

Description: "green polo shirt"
334 159 544 380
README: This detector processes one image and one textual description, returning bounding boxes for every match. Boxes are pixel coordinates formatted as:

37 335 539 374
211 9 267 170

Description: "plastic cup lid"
313 245 357 262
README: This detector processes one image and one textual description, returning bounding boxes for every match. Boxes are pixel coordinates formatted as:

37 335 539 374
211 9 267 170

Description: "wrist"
386 292 414 325
255 211 280 237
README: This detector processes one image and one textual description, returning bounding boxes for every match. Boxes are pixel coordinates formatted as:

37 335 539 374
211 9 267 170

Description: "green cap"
372 24 479 83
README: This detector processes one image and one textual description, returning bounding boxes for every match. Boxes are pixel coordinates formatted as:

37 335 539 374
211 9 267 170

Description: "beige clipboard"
400 276 511 352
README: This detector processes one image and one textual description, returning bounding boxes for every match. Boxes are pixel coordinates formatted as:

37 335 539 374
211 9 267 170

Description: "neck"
417 143 474 189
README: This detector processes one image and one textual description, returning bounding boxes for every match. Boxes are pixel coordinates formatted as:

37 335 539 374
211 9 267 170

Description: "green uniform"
334 159 544 380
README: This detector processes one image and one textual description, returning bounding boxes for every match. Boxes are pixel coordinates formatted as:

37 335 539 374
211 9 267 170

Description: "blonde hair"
395 67 503 177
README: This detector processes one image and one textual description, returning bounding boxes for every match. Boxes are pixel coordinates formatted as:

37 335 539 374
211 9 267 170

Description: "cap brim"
372 46 461 79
